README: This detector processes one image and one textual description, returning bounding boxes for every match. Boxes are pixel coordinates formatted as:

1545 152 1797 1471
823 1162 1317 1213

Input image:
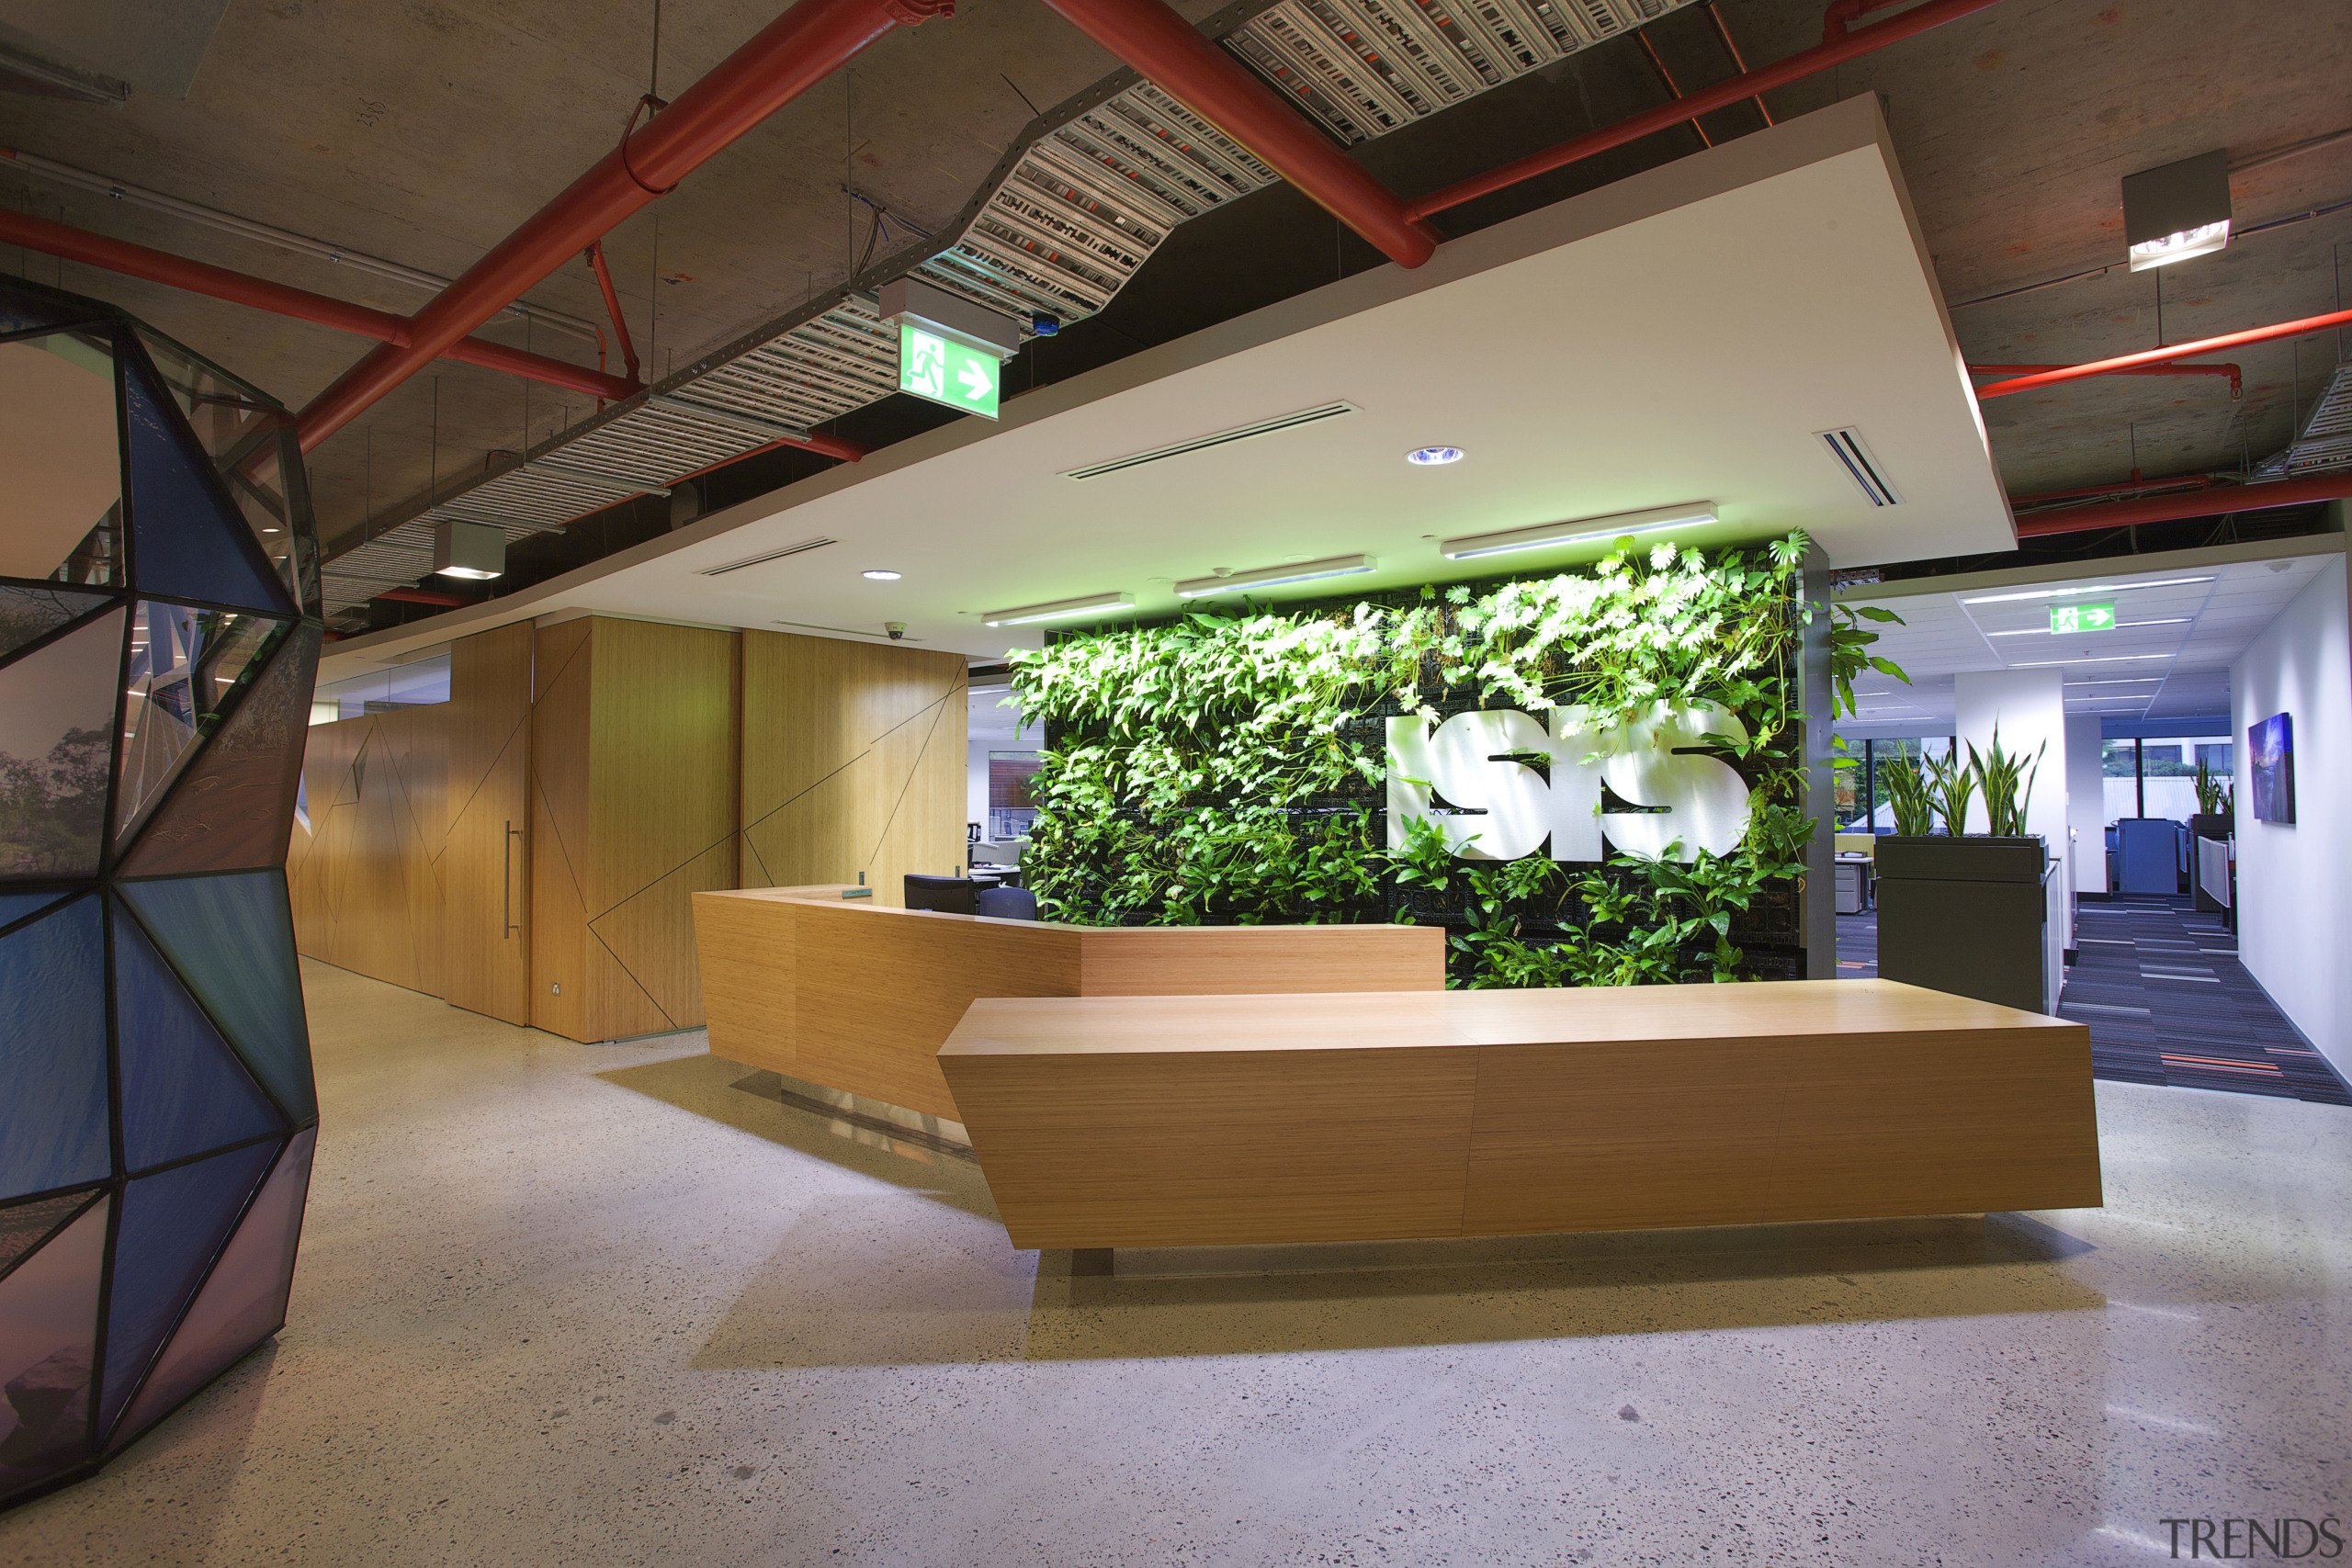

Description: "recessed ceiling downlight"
862 570 902 581
1407 446 1464 466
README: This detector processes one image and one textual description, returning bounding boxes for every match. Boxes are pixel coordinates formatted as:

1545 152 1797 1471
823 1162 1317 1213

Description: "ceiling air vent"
698 536 837 576
1063 402 1357 480
1816 428 1902 506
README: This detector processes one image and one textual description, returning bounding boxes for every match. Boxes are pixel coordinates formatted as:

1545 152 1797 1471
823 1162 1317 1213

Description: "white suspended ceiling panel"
318 95 2008 685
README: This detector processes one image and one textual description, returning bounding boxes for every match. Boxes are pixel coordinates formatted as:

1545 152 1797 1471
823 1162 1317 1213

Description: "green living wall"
1008 533 1895 987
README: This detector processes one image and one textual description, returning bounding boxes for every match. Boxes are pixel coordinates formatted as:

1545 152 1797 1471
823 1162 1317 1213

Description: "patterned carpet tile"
1838 897 2350 1106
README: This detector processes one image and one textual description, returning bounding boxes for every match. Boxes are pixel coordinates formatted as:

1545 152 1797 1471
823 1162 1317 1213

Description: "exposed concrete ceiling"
1831 536 2345 734
1 0 2346 628
314 94 2030 684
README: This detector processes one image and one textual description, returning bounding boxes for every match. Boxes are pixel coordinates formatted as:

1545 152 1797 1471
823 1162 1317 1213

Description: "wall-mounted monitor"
2247 712 2295 823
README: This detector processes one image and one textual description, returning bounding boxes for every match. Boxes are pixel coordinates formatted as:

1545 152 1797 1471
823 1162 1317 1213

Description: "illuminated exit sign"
899 323 1001 420
2050 603 2117 633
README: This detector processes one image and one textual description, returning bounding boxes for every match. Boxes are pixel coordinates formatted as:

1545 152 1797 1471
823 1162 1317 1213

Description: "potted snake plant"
2189 757 2233 842
1871 728 2058 1013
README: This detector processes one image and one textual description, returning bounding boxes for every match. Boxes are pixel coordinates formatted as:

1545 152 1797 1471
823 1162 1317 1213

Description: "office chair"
975 885 1037 920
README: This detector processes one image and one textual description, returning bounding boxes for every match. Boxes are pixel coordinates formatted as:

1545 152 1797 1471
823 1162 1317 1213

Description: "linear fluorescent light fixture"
699 536 836 576
1817 429 1901 506
2008 653 2177 668
981 592 1136 627
1440 502 1716 561
1984 618 2193 637
1176 554 1375 597
2123 150 2231 272
1962 576 2212 604
1063 403 1356 480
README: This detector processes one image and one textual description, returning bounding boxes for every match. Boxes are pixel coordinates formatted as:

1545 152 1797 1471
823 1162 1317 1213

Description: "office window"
2102 735 2230 822
312 652 451 720
989 752 1040 841
1839 737 1954 831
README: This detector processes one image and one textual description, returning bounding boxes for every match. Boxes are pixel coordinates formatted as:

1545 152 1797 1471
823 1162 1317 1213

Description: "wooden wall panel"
582 618 739 1041
287 706 447 994
442 622 534 1024
739 630 967 905
529 618 593 1041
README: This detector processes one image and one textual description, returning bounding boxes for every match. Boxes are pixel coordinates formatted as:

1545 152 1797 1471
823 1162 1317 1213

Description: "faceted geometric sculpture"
0 276 320 1510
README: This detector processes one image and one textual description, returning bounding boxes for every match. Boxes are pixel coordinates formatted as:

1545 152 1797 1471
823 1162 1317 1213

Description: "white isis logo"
1385 703 1753 863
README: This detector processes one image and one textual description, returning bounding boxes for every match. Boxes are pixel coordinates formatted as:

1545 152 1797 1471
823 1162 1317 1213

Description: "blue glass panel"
117 872 313 1123
99 1140 276 1438
0 291 107 336
0 1192 107 1498
0 586 113 666
113 902 282 1170
0 889 68 932
0 607 125 883
121 355 293 617
0 897 108 1202
109 1128 312 1450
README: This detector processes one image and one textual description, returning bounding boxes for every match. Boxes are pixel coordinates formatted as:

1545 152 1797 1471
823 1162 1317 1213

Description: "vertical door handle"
503 819 524 937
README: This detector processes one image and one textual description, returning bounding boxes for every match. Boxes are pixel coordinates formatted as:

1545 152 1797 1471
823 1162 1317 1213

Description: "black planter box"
2188 812 2233 841
1872 835 2061 1015
1873 835 2047 883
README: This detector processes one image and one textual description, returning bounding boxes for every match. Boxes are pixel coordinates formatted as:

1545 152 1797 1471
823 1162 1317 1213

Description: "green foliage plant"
1879 756 1938 838
2193 757 2231 816
1968 726 2044 838
1008 531 1912 987
1921 748 1977 838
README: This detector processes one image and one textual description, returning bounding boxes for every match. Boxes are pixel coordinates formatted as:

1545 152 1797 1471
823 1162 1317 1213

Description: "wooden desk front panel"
691 892 1443 1123
794 908 1080 1121
1461 1026 2104 1237
942 1046 1480 1248
943 981 2103 1249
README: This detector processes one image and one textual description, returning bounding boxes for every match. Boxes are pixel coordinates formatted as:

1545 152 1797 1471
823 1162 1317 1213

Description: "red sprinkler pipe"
293 0 954 453
585 241 641 386
1405 0 2009 221
2014 471 2352 538
0 209 640 402
1973 362 2242 400
1028 0 1440 268
1975 308 2352 399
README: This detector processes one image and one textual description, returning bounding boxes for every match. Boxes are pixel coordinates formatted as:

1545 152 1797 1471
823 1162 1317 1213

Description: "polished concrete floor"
4 959 2347 1566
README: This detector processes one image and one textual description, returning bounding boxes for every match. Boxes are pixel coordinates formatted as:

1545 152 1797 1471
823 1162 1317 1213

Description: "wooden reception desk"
938 979 2102 1249
691 887 1445 1122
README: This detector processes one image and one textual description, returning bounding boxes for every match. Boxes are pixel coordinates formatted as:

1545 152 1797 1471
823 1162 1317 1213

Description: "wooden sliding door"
442 622 534 1024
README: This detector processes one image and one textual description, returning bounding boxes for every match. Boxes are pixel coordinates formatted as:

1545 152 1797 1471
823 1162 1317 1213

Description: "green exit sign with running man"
899 322 1001 420
2050 603 2116 633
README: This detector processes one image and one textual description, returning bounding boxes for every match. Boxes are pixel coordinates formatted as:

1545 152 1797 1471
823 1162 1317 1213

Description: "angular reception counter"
690 887 1444 1122
937 981 2102 1249
693 890 2100 1252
